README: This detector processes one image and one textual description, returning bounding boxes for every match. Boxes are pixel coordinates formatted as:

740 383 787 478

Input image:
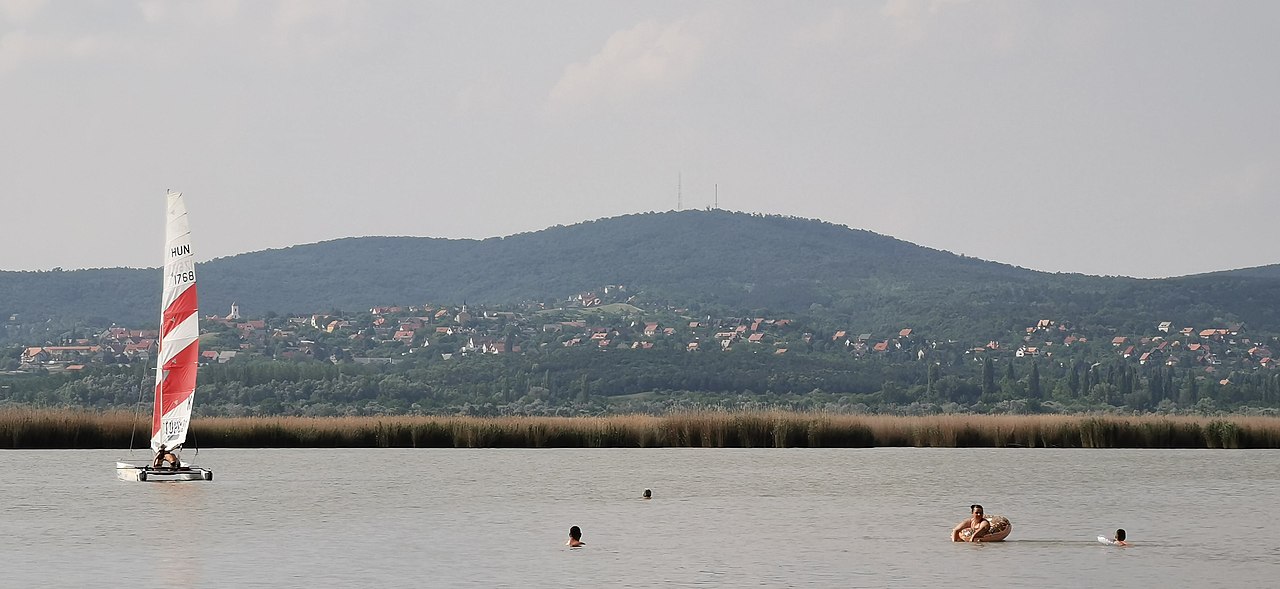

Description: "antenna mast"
677 173 682 211
714 183 718 209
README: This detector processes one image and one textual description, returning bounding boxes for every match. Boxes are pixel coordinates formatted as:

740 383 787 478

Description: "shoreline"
1 409 1278 449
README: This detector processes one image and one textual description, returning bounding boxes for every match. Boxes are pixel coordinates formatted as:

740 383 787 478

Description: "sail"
151 191 199 452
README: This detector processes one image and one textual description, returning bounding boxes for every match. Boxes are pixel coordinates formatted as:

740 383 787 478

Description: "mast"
152 191 199 452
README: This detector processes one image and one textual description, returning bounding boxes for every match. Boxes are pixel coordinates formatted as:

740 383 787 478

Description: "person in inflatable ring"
952 504 991 542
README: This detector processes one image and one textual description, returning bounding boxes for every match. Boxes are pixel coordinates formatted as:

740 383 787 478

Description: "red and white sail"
152 191 199 452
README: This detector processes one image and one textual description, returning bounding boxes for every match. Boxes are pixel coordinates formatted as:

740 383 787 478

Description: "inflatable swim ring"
959 515 1012 542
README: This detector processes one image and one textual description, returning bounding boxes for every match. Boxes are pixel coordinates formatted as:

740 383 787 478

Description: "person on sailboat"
153 445 180 469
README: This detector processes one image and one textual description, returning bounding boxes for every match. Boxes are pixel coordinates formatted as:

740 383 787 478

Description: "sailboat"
116 191 213 482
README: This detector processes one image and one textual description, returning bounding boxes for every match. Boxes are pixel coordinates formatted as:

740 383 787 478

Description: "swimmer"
1112 528 1129 547
642 489 652 500
566 525 584 547
952 504 992 542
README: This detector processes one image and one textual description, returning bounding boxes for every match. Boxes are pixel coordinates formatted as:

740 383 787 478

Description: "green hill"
2 210 1279 336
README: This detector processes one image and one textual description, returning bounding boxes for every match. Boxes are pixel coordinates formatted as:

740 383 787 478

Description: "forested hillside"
2 210 1279 337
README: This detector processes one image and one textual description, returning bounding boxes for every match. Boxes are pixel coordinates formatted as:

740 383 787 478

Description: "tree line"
5 347 1280 417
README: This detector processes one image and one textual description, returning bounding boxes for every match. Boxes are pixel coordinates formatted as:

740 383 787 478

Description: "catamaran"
116 191 213 482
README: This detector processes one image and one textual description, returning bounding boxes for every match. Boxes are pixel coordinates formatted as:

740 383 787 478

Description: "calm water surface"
3 448 1279 587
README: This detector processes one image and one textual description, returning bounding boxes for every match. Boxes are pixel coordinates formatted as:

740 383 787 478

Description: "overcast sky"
1 1 1275 277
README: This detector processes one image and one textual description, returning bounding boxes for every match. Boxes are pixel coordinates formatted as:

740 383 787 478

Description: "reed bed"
1 409 1279 449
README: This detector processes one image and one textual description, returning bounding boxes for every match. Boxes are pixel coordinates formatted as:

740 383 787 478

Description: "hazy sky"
1 1 1275 277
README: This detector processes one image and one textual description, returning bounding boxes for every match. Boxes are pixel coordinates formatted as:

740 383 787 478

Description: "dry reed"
0 409 1278 449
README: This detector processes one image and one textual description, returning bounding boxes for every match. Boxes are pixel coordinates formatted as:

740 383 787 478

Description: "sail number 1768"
171 271 195 285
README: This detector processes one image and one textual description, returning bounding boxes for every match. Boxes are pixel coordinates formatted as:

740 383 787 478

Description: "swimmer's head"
970 504 984 516
643 489 651 498
569 526 581 540
1115 529 1126 541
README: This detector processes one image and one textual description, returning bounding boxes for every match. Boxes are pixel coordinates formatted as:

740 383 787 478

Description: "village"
6 285 1275 388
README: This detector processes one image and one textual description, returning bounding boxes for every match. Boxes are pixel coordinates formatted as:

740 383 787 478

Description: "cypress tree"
1028 362 1042 400
982 357 996 396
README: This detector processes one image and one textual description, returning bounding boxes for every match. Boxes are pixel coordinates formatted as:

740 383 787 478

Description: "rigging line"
128 365 148 454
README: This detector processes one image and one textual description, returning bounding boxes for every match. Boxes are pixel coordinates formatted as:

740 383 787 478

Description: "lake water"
3 448 1278 587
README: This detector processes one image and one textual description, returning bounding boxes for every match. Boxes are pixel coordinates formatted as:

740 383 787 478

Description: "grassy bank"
1 409 1279 449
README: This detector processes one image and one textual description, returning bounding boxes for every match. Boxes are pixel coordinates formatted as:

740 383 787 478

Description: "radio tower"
714 183 718 209
677 173 682 211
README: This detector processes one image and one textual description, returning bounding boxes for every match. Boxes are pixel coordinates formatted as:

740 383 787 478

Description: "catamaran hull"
116 462 213 482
